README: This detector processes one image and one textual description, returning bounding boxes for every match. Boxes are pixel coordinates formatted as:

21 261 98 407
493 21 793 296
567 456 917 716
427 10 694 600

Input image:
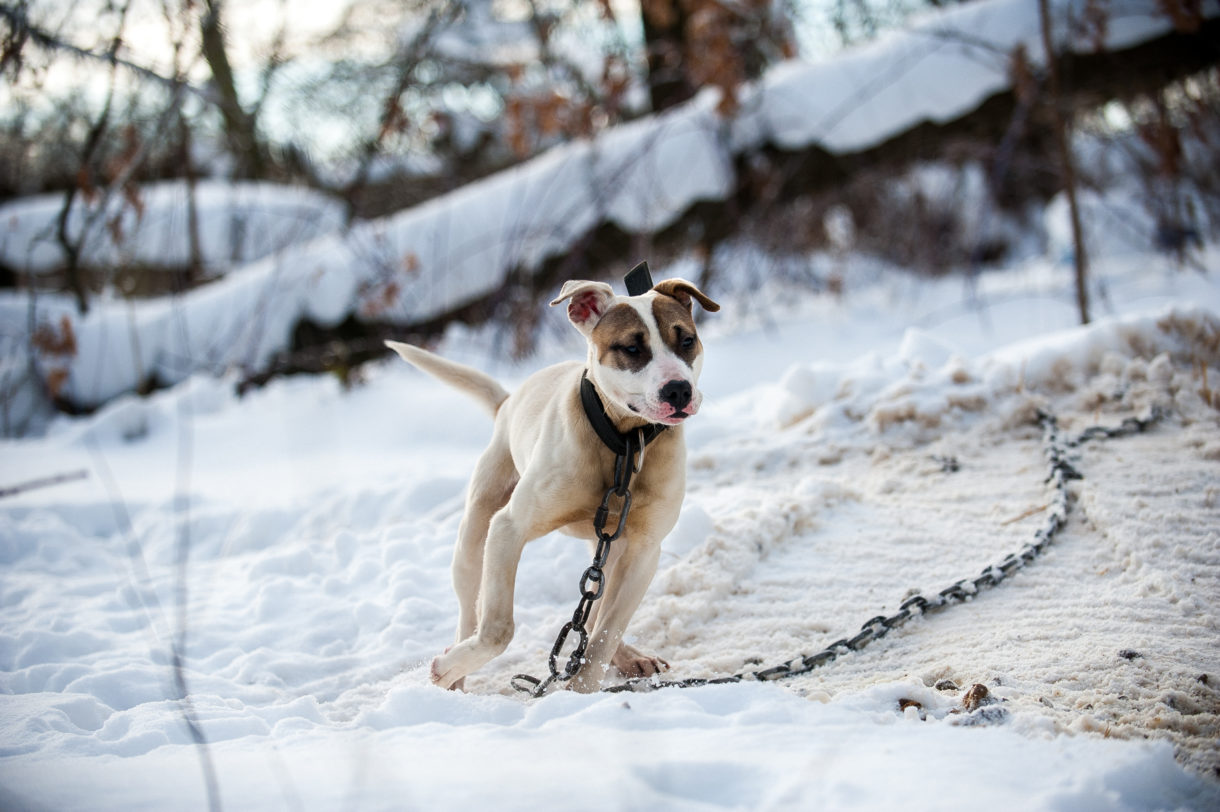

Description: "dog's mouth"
629 399 697 424
646 406 694 425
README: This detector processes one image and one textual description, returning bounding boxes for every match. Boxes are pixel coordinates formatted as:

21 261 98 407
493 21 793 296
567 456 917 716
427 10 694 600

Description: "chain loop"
579 566 605 600
595 487 632 543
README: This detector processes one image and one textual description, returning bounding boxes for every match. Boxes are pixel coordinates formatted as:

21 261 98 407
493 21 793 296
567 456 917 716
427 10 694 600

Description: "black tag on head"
624 261 653 296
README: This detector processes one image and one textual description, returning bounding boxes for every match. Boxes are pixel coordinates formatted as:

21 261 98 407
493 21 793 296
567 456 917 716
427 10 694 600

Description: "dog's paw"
429 653 466 691
612 643 670 678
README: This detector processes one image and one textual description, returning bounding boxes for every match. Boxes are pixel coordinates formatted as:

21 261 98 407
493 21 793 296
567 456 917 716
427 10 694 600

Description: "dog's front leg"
571 539 663 693
430 505 528 690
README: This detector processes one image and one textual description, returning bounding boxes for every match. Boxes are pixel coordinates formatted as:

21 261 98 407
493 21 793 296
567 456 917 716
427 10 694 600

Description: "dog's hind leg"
571 539 663 692
452 437 517 645
583 543 668 679
440 435 516 691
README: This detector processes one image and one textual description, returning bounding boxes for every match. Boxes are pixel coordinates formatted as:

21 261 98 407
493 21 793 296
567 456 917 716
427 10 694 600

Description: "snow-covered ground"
1 0 1218 805
1 243 1218 809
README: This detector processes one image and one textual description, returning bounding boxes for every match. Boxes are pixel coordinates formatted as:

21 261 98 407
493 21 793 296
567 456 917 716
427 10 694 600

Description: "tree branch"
0 3 218 105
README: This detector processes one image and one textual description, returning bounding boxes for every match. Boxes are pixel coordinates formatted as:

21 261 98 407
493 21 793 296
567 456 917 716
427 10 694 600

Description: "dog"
387 276 719 692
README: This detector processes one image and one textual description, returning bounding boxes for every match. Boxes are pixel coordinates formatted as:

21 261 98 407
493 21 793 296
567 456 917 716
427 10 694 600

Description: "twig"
0 3 218 105
1000 502 1051 526
0 469 88 500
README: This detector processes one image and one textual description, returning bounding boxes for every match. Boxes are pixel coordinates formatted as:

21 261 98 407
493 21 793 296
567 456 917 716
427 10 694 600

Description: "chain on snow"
513 407 1164 698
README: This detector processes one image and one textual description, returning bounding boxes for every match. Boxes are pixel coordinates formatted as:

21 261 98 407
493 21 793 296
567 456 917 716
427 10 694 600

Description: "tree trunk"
200 0 263 178
640 0 697 112
1038 0 1090 324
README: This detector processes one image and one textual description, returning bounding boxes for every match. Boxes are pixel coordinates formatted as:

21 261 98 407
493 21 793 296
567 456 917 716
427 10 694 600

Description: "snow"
2 0 1219 805
0 180 346 276
595 92 734 233
2 240 1219 809
4 0 1212 423
0 684 1209 810
729 0 1209 153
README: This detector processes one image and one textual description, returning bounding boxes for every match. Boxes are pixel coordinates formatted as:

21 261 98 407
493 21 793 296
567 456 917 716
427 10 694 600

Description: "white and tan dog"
387 277 719 692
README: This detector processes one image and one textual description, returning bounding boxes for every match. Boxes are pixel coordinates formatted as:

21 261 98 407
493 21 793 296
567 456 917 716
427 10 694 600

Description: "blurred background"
1 0 1218 434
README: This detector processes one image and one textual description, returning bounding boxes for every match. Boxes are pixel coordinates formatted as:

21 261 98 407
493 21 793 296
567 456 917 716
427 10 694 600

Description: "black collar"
580 372 666 457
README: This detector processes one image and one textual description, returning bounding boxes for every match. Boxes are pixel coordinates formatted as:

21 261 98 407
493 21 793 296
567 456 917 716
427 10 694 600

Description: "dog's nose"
659 379 692 410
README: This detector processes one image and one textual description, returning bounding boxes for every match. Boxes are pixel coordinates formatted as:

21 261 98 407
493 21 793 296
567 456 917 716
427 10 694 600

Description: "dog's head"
551 277 720 426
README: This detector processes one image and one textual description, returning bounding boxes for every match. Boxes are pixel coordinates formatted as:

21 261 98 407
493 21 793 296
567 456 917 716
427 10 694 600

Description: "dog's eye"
621 344 641 356
680 335 696 351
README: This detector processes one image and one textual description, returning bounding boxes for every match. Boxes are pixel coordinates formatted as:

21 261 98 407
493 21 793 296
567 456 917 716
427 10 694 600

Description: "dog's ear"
653 278 720 313
550 280 616 335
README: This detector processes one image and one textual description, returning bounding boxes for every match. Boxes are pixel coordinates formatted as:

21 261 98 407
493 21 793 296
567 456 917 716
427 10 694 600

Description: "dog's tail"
385 340 510 417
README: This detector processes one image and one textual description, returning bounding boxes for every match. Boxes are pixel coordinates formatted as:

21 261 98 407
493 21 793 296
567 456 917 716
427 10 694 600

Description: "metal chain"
509 407 1162 697
512 431 644 697
602 406 1165 694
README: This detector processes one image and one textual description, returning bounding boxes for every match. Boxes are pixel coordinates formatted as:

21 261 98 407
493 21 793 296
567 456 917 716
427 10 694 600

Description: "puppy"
387 276 719 692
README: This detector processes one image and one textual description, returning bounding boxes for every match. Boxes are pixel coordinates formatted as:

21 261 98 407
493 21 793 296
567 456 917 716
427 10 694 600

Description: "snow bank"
0 180 345 275
763 306 1220 440
730 0 1204 153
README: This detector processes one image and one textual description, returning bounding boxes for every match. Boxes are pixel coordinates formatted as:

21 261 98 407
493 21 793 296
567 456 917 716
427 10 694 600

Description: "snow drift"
0 180 345 276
